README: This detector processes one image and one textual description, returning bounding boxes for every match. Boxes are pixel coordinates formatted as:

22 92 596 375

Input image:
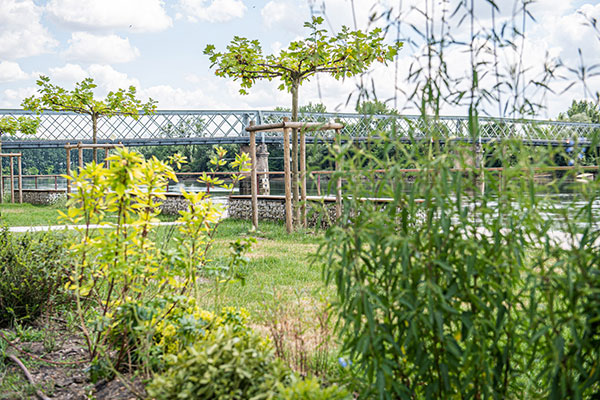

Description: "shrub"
0 228 69 327
105 295 251 373
318 138 600 399
61 147 250 369
146 325 290 400
277 377 351 400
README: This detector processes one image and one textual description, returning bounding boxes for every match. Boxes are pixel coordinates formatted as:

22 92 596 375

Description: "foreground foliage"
319 138 600 399
0 228 69 327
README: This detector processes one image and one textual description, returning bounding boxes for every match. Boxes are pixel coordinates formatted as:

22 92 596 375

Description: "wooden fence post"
335 129 342 220
17 155 22 204
283 117 293 233
300 126 307 227
78 142 83 171
9 156 14 203
66 143 71 194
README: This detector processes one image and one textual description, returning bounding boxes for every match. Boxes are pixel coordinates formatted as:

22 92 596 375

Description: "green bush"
0 228 69 327
318 138 600 399
147 325 290 400
277 377 351 400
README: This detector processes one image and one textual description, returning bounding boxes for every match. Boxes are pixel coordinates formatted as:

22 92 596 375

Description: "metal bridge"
1 109 599 149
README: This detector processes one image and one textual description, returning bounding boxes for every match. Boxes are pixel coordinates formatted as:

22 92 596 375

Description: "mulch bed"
0 319 145 400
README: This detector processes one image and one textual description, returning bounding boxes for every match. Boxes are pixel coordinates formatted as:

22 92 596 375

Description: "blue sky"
1 0 599 118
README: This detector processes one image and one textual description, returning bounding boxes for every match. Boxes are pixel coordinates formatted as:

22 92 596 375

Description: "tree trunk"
291 81 300 227
92 113 98 163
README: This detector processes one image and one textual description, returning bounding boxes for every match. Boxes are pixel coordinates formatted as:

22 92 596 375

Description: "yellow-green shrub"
147 325 290 400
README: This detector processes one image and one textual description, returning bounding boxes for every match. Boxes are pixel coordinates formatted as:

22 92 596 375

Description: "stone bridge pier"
239 143 270 195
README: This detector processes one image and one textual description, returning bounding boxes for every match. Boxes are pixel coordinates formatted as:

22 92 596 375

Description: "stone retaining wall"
20 190 195 215
228 196 338 228
22 190 67 205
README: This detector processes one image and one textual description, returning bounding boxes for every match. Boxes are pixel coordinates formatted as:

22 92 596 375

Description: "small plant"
261 289 336 379
146 325 290 400
277 376 351 400
0 228 69 327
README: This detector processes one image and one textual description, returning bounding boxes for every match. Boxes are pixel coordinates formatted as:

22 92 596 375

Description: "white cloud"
261 0 308 34
63 32 140 64
87 65 140 90
0 87 37 108
46 0 172 33
49 63 88 83
179 0 247 23
0 0 58 59
0 61 31 83
49 64 140 92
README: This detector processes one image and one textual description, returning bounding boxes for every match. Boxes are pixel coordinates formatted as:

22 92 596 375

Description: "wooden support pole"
249 121 258 230
283 117 293 233
78 142 83 171
9 156 14 203
335 129 342 220
66 143 71 194
54 175 58 190
300 128 307 227
316 174 321 196
18 156 22 204
104 148 109 168
0 155 3 204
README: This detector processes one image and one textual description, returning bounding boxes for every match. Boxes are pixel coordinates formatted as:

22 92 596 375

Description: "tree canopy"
204 16 401 96
22 76 156 118
22 76 156 160
558 100 600 124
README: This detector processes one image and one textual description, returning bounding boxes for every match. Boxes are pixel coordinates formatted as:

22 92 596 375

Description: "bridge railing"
1 109 599 147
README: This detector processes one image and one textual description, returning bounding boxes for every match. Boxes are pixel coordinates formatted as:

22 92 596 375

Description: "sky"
1 0 599 119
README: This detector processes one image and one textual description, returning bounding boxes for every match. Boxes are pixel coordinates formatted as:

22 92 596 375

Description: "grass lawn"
201 219 326 317
0 203 67 226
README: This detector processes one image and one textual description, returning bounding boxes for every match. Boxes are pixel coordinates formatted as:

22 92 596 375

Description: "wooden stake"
300 127 307 227
66 143 71 194
0 153 3 204
249 121 258 230
9 156 14 203
78 142 83 171
18 155 22 204
104 148 109 168
335 129 342 220
283 117 293 233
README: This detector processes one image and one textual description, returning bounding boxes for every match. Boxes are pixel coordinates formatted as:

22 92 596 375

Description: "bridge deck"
1 109 599 149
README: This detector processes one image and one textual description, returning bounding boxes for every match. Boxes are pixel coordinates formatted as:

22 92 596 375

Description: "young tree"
0 116 39 154
205 16 401 227
22 76 156 161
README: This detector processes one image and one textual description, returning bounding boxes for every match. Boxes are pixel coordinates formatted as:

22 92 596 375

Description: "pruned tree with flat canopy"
22 76 157 162
204 16 401 227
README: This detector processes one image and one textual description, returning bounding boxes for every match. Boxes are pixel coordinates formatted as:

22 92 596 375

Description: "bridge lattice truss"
1 109 599 149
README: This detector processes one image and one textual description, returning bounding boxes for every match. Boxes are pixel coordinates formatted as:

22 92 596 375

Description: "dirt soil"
1 320 146 400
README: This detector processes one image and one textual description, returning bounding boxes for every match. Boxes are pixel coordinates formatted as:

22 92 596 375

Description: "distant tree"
22 76 156 161
355 99 398 115
205 16 401 228
0 116 39 172
558 100 600 123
